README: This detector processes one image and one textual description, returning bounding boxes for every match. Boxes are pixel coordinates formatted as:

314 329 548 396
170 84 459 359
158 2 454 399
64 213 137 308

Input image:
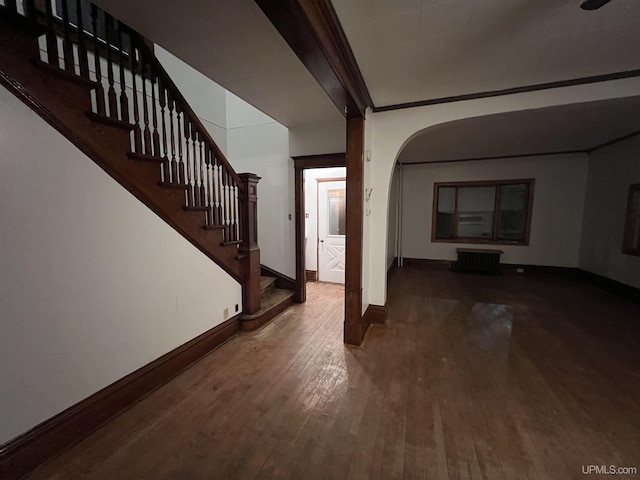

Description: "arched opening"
385 96 640 296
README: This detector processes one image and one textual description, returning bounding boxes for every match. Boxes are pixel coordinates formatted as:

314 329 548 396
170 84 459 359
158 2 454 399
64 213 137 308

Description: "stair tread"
203 224 225 231
260 276 277 292
221 240 241 246
158 181 189 189
240 288 294 320
33 59 98 89
184 206 208 212
86 111 137 130
127 151 165 163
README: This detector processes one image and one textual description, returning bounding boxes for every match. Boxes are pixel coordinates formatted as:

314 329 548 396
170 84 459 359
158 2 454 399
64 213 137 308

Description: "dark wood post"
344 114 366 345
294 166 306 303
238 173 261 315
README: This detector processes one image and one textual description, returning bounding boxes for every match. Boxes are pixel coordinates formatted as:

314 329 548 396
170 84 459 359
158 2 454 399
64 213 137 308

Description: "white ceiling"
94 0 344 128
94 0 640 157
332 0 640 107
398 96 640 163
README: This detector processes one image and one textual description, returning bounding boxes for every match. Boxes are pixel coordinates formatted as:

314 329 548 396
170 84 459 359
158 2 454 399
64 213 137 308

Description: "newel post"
238 173 261 315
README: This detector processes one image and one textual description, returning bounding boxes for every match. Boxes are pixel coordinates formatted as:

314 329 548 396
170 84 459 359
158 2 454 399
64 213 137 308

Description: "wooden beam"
255 0 372 117
344 115 366 345
291 152 346 169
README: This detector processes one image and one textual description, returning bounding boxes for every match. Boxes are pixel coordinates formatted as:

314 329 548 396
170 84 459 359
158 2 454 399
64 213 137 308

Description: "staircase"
0 0 264 313
240 276 295 331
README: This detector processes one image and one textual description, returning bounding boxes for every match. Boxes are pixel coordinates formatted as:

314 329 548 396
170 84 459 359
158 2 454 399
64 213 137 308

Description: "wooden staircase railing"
0 0 261 313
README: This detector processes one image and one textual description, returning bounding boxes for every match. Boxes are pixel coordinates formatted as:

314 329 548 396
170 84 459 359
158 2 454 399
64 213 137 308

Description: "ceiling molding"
400 129 640 165
375 69 640 113
255 0 372 118
399 150 586 166
588 129 640 153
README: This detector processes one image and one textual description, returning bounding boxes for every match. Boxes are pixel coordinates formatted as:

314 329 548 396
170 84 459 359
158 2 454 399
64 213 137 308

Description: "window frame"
622 183 640 257
431 179 535 246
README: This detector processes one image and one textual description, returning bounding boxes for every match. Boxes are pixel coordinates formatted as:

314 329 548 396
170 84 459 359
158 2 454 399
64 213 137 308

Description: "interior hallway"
26 269 640 480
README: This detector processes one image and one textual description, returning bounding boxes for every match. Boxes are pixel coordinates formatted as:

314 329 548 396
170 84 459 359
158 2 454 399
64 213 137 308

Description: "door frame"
316 177 347 284
292 153 346 303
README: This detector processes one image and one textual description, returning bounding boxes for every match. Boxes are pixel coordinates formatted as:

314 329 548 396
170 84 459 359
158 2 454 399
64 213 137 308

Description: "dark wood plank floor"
26 268 640 480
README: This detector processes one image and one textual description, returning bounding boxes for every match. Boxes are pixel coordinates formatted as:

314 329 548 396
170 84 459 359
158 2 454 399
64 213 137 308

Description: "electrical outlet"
223 307 229 319
517 268 524 274
235 304 239 312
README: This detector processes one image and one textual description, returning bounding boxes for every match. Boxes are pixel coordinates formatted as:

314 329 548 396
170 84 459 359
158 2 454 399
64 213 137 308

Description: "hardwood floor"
26 268 640 480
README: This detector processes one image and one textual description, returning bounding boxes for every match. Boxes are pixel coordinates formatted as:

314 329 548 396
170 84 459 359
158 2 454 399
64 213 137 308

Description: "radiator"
454 248 503 275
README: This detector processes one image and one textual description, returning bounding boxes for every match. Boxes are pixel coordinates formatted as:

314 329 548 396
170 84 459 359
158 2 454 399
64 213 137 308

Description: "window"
622 184 640 256
327 188 346 236
432 179 534 245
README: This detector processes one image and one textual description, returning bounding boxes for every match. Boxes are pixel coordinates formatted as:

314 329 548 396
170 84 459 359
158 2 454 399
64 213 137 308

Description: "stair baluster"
194 131 202 206
223 171 231 243
158 78 170 181
128 38 142 152
140 64 152 154
177 107 185 185
232 181 239 242
44 0 59 66
215 160 223 228
198 134 206 207
181 115 188 188
192 130 199 205
90 5 105 115
116 23 129 123
104 13 118 118
168 93 178 183
59 0 74 73
75 0 89 79
189 122 196 199
206 149 215 225
150 76 160 155
24 0 36 24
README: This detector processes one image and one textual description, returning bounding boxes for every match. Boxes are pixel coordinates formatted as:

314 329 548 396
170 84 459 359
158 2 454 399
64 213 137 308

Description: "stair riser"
261 282 276 300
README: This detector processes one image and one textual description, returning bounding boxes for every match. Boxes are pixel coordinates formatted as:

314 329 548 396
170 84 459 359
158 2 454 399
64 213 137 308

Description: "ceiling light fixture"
580 0 614 10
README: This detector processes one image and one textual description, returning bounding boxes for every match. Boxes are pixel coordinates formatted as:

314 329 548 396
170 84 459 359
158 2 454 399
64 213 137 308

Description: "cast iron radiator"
454 248 503 275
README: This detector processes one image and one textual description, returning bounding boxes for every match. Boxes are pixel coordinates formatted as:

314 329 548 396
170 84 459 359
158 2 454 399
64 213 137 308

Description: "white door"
317 180 346 284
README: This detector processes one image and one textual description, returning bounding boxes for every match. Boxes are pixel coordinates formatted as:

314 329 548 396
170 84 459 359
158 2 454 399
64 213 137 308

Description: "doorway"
317 178 346 284
303 167 347 286
292 155 346 303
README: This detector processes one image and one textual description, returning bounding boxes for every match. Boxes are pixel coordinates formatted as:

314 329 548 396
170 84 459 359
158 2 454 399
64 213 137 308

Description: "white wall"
0 85 242 444
289 119 346 157
226 92 296 277
366 77 640 307
580 135 640 288
155 47 228 155
157 48 296 278
400 154 588 267
304 167 347 271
